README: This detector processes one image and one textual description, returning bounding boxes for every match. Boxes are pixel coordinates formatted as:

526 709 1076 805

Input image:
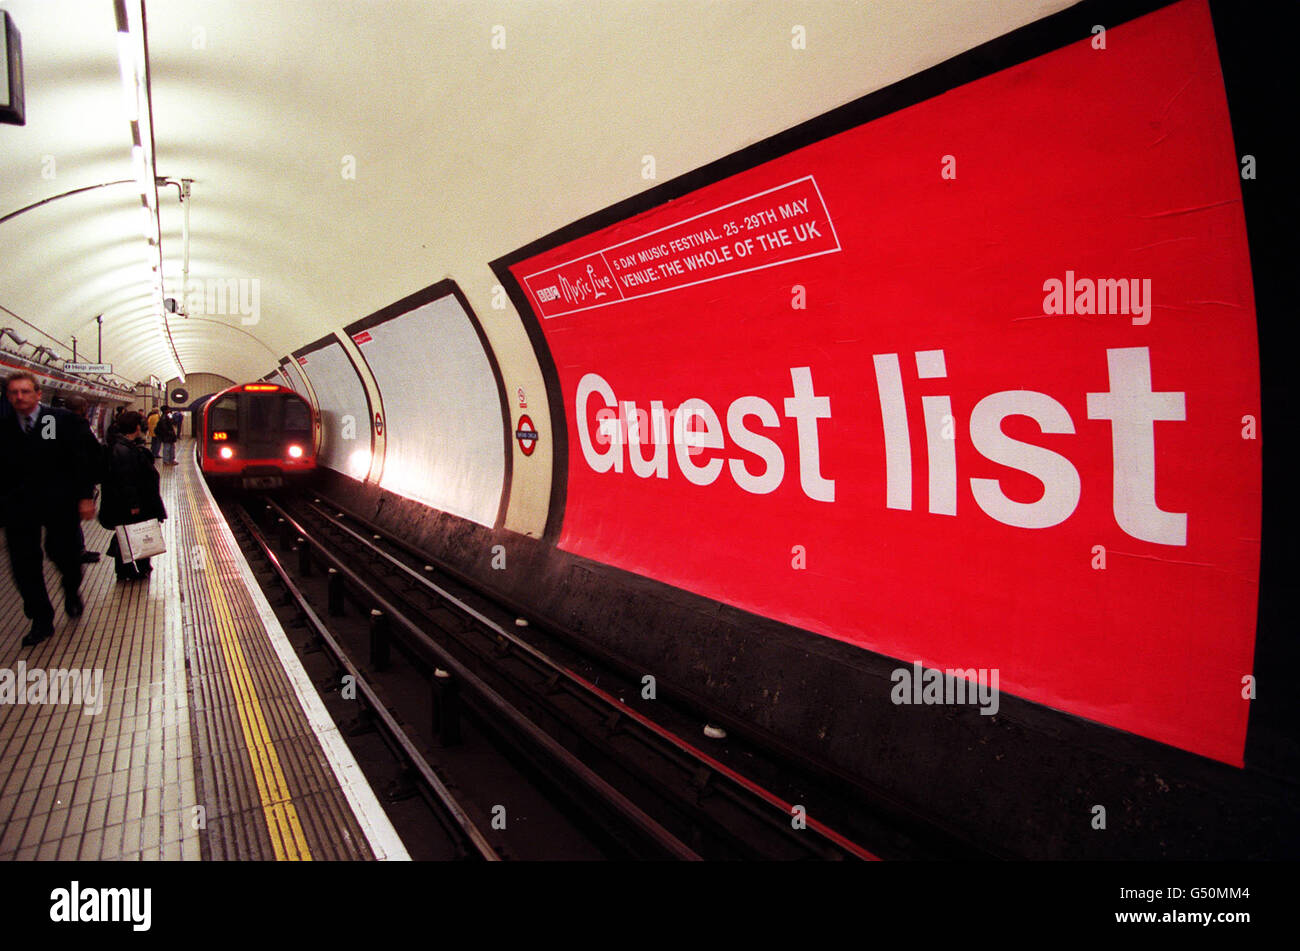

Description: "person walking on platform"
63 396 104 564
0 372 99 646
99 411 166 581
156 404 179 466
146 406 162 458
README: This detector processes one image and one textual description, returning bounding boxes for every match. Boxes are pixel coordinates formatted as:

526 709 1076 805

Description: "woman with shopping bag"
99 411 167 581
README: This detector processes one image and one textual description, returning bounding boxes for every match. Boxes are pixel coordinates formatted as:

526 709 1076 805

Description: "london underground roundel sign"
516 414 538 456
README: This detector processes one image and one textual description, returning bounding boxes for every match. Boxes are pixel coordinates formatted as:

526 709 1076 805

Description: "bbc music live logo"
578 344 1188 546
524 177 839 317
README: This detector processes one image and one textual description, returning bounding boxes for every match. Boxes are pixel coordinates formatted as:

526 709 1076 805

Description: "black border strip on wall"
1207 3 1297 778
491 0 1181 543
292 331 341 362
489 0 1292 774
341 279 514 532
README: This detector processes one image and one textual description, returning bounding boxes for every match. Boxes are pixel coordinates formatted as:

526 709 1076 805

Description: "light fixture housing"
1 11 24 126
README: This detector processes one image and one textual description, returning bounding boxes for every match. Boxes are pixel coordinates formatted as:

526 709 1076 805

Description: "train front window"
283 396 311 434
210 398 238 439
247 393 276 432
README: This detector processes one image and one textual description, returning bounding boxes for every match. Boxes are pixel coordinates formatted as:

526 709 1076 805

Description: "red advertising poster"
507 0 1259 765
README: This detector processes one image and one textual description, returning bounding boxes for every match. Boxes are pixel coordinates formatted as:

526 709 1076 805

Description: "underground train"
197 382 319 488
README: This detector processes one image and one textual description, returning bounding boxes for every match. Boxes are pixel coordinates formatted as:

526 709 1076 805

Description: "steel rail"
264 497 703 861
302 497 879 861
236 505 500 861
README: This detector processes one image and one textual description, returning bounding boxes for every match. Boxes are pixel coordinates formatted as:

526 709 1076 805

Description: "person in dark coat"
156 404 179 466
99 411 167 581
63 396 104 564
105 404 125 441
1 371 99 646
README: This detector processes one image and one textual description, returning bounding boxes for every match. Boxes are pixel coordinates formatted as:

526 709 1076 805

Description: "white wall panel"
356 296 505 528
298 341 371 480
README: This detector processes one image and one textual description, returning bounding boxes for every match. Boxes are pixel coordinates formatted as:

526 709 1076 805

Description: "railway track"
231 502 685 860
224 485 987 860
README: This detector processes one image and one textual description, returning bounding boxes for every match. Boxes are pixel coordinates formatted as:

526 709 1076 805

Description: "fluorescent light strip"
116 31 137 123
118 0 186 384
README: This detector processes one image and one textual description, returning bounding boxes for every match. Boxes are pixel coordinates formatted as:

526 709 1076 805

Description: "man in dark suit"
1 371 99 646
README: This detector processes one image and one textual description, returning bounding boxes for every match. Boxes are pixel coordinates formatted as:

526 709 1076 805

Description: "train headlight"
288 444 303 459
218 446 234 460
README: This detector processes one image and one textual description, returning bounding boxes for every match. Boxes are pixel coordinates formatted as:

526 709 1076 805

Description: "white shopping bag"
116 519 166 561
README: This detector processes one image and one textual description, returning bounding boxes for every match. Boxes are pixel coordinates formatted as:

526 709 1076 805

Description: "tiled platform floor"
0 439 406 860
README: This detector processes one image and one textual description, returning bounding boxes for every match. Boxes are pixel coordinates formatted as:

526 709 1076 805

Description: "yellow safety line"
182 478 313 861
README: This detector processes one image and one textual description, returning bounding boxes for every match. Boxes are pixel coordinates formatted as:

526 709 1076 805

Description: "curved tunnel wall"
260 0 1292 857
344 288 509 530
295 338 372 481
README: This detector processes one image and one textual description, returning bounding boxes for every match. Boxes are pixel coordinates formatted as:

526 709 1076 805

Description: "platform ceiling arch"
0 0 1071 384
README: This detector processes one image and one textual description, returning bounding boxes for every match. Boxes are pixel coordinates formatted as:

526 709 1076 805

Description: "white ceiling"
0 0 1074 385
